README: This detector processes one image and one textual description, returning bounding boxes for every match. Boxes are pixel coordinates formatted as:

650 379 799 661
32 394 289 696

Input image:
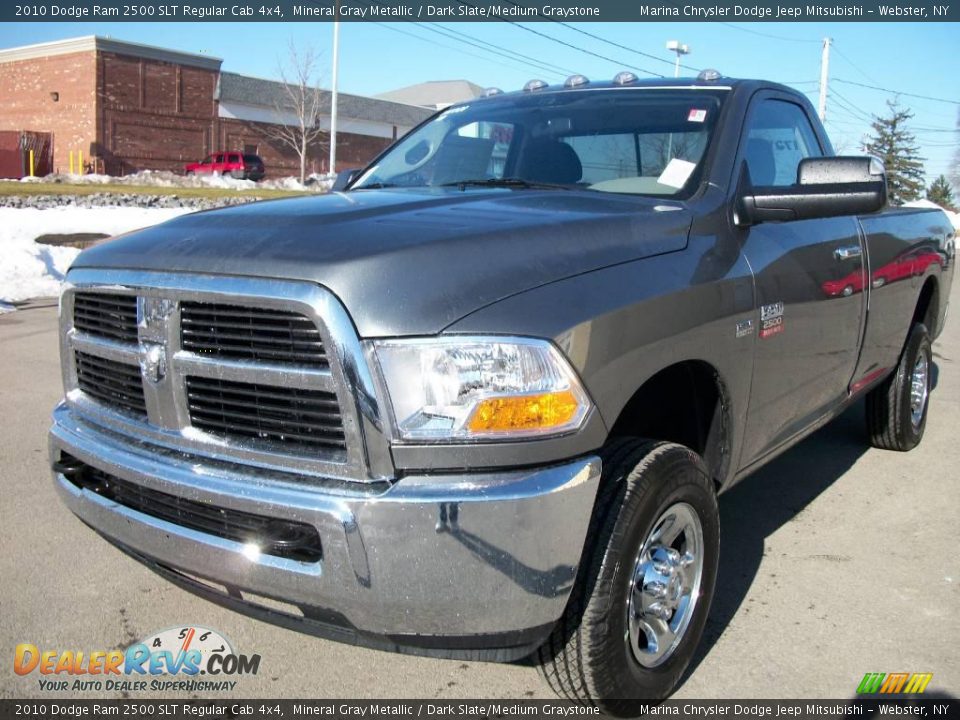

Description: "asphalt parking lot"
1 290 957 701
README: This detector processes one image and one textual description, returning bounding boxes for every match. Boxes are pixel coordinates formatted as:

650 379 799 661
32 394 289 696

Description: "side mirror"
332 168 361 192
738 156 887 225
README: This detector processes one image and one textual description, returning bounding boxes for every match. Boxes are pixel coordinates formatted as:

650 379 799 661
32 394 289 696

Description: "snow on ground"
12 170 333 192
903 198 960 231
0 206 191 312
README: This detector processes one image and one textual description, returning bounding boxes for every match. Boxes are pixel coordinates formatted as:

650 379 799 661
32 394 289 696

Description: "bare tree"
263 41 328 184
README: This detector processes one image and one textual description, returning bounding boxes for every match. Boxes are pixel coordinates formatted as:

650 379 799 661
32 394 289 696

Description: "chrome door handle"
835 245 862 260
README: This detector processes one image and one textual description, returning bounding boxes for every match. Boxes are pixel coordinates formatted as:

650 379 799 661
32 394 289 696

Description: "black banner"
0 700 958 720
4 0 959 22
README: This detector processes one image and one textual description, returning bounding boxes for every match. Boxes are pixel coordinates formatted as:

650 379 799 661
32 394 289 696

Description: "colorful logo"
15 626 260 693
857 672 933 694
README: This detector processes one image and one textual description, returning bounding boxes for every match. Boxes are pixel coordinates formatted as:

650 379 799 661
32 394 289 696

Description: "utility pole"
818 37 831 122
329 19 340 176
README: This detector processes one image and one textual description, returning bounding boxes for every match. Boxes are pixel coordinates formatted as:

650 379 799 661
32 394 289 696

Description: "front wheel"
866 322 932 451
536 440 719 713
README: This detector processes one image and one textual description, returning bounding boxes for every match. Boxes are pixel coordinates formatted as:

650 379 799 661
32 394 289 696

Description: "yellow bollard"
68 151 74 175
78 149 83 174
28 149 35 177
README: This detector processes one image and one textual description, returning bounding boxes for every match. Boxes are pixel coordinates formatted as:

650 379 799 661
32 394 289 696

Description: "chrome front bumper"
50 403 601 659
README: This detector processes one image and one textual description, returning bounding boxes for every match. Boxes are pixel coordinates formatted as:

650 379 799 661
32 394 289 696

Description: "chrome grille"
74 350 147 417
73 293 138 343
181 302 328 367
60 272 387 482
186 376 346 452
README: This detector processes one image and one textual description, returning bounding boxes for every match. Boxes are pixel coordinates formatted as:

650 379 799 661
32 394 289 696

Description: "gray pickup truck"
50 73 954 709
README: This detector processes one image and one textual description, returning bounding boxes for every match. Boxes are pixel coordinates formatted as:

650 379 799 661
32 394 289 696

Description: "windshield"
353 89 727 197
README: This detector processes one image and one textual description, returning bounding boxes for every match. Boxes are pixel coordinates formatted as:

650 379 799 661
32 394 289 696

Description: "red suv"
184 152 265 181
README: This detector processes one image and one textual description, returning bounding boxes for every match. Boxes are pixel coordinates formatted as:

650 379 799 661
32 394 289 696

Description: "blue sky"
3 21 958 183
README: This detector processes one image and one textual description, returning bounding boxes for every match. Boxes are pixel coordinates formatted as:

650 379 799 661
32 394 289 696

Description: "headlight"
372 337 591 442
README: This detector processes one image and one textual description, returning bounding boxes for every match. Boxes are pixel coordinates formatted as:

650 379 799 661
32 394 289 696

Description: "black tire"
536 439 720 714
866 323 932 451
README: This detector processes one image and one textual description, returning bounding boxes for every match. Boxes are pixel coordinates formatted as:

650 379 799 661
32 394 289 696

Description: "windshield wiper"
354 182 397 189
439 177 572 191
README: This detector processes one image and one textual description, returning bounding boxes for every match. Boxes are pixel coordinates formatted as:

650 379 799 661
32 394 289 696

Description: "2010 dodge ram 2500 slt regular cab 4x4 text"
50 73 955 710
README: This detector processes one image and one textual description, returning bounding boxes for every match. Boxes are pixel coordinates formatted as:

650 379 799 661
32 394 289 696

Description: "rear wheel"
866 322 932 451
536 439 719 713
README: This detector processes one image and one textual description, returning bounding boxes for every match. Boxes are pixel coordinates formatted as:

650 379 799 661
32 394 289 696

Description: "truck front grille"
181 302 328 367
62 275 372 481
186 376 346 452
74 350 147 417
73 293 138 343
57 454 323 562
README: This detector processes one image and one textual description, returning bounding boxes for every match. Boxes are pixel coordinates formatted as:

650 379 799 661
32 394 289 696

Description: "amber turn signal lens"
467 390 581 434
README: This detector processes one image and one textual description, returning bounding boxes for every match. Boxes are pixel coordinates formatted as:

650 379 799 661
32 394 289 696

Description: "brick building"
0 36 433 177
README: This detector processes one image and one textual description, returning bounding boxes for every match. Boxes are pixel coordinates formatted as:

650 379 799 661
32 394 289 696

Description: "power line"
828 90 875 123
450 0 666 78
552 23 700 74
412 22 578 78
371 22 563 80
834 78 960 106
501 21 666 78
718 23 819 43
516 14 700 74
494 0 697 74
831 45 879 85
832 89 874 119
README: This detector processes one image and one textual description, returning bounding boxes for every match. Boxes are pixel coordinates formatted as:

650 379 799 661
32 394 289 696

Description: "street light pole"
665 40 690 161
329 19 340 176
666 40 690 78
818 37 831 122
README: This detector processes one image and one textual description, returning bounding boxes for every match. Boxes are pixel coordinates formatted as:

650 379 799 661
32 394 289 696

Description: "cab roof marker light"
564 74 590 88
523 79 549 92
613 71 639 86
482 87 504 98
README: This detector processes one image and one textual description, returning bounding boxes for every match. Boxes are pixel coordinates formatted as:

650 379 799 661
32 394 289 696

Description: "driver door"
738 94 867 466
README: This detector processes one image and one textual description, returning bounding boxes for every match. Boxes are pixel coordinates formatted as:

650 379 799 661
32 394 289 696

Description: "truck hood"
72 188 692 336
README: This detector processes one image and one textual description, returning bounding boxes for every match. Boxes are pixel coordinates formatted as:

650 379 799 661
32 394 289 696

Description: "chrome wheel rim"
626 502 704 668
910 352 929 431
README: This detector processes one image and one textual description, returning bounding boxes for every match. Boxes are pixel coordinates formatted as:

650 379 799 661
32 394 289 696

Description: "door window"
743 100 822 186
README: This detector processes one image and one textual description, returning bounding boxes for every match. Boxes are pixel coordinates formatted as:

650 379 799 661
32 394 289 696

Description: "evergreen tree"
864 100 926 205
927 175 956 211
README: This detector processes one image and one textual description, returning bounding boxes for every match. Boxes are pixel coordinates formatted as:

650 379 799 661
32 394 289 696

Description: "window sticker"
688 108 708 123
657 158 697 189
